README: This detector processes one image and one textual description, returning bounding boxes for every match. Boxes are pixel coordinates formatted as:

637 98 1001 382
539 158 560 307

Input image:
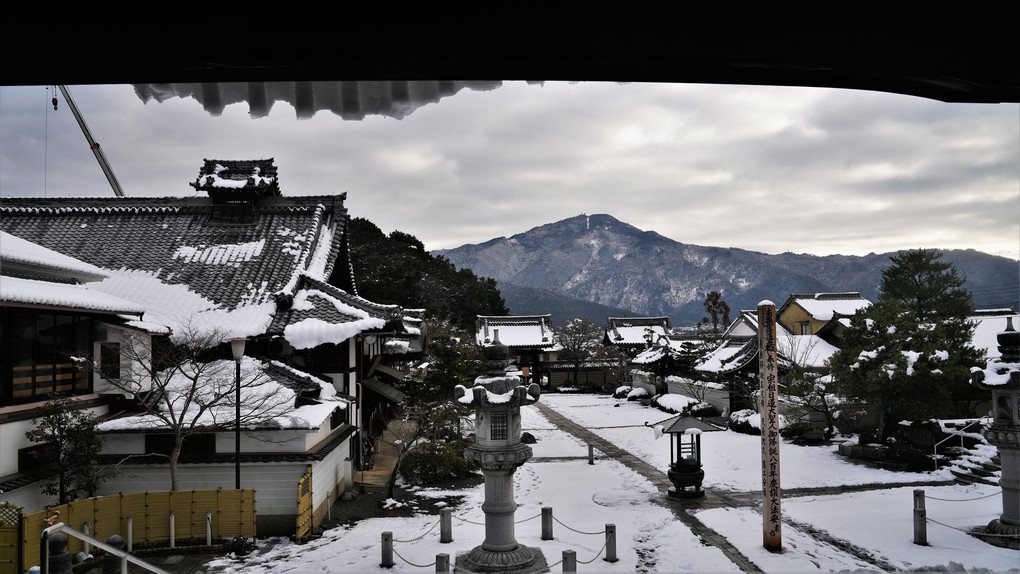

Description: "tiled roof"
605 317 671 346
190 159 281 196
780 292 871 322
269 276 396 349
0 230 107 283
1 275 145 315
476 315 555 348
696 337 759 375
0 194 345 312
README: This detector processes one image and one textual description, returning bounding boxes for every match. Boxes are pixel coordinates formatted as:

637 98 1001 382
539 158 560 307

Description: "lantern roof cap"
652 414 726 434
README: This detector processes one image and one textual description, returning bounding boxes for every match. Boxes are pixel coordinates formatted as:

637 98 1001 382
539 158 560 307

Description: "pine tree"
830 249 982 436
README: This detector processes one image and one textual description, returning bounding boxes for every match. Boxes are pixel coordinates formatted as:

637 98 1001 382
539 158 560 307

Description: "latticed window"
491 412 508 441
2 308 92 405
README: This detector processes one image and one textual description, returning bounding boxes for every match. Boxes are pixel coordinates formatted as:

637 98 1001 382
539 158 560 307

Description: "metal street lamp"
228 338 248 490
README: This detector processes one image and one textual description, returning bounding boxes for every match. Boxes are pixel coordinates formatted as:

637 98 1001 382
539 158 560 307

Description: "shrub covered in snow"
613 385 633 399
651 393 719 417
626 387 649 401
728 408 789 435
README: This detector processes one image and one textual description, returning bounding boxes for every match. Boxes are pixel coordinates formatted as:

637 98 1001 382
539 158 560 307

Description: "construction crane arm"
57 85 126 197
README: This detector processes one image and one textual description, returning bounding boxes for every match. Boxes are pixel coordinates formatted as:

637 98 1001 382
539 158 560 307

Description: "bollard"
436 553 450 573
83 522 91 556
102 535 126 574
206 511 213 546
605 523 618 562
440 509 452 543
169 512 176 548
562 549 576 573
46 531 73 574
913 489 927 545
381 531 393 568
542 507 554 540
126 517 133 552
588 444 595 465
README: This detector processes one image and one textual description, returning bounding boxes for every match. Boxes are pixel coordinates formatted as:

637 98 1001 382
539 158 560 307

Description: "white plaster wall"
94 322 152 395
0 482 55 513
0 403 108 477
101 433 145 456
215 429 307 454
96 461 309 515
310 435 351 510
0 418 41 477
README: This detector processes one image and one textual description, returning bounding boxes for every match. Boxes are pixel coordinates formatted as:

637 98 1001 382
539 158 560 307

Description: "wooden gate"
296 466 313 541
0 504 21 574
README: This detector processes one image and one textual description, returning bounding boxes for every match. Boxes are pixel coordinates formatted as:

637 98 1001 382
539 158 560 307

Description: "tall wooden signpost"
758 301 783 551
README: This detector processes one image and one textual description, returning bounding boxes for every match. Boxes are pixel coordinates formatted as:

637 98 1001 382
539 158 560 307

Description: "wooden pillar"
758 301 782 552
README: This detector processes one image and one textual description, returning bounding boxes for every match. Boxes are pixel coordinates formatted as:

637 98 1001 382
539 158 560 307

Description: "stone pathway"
534 401 956 573
534 401 764 573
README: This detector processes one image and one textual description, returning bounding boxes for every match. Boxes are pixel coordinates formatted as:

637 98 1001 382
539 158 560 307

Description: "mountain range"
433 214 1019 327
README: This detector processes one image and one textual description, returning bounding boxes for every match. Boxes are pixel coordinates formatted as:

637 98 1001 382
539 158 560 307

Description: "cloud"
1 82 1017 259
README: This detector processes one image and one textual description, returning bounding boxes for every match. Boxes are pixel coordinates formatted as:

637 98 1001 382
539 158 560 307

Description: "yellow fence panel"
20 489 255 572
295 466 313 542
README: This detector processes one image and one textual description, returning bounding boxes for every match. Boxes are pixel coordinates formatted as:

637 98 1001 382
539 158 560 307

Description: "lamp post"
228 338 248 490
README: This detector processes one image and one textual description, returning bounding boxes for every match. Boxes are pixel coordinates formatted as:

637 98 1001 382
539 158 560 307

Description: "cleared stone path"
534 401 764 573
535 401 958 573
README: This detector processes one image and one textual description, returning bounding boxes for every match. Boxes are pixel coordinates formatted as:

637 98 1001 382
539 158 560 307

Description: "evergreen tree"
348 218 508 330
702 291 731 331
26 397 110 504
830 249 982 436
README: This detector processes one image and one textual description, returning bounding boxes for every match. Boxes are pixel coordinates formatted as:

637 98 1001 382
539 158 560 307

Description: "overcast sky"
1 82 1017 259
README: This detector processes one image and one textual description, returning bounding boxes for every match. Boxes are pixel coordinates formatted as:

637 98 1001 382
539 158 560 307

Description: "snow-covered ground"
205 393 1017 573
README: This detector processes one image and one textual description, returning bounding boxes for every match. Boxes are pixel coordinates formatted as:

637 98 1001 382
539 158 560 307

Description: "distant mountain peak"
434 215 1018 326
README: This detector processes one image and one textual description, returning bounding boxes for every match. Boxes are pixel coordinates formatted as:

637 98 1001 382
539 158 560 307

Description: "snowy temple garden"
203 393 1017 573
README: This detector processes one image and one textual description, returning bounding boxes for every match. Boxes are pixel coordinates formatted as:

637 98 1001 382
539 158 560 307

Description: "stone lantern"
649 414 724 499
454 330 545 572
969 317 1020 539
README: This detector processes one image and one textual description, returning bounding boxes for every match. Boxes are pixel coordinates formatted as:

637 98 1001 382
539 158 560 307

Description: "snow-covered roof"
781 292 871 322
605 317 671 346
0 194 343 339
271 277 393 349
1 231 108 283
776 330 840 368
631 337 699 365
1 275 145 315
0 162 412 346
190 159 280 195
696 338 758 374
721 310 759 338
476 315 555 348
98 356 348 432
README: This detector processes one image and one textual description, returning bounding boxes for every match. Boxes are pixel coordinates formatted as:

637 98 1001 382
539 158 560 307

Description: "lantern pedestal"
667 457 707 499
970 317 1020 547
454 329 547 572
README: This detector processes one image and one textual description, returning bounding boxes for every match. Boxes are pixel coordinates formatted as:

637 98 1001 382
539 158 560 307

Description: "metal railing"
40 522 169 574
932 419 985 470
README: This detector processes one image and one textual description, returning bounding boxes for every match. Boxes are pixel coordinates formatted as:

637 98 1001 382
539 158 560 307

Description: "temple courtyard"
201 393 1016 573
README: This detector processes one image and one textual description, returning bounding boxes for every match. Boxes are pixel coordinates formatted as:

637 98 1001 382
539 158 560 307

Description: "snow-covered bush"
651 393 718 417
613 385 633 399
626 387 649 401
728 409 790 435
